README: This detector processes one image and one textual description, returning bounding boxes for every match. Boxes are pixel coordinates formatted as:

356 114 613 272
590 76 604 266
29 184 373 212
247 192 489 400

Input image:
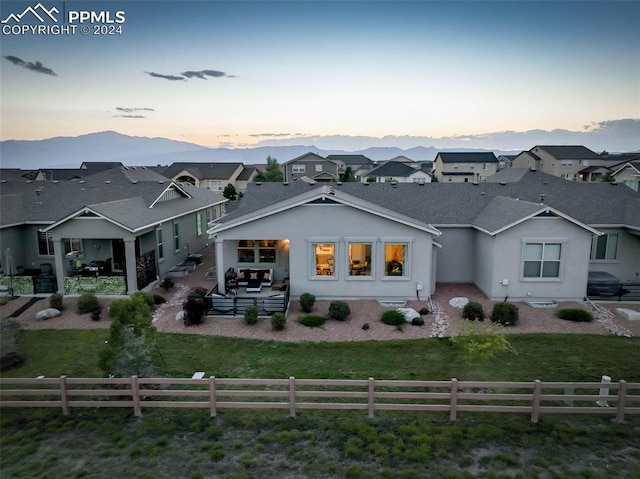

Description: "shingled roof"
326 154 373 165
436 152 498 163
160 162 243 180
532 145 601 160
365 161 420 177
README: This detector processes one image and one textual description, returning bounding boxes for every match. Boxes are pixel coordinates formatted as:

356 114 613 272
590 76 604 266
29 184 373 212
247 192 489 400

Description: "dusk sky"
1 1 639 150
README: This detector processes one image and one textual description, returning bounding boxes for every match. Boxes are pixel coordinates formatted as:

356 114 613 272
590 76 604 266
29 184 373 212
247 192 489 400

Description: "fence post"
131 376 141 417
289 376 296 418
531 380 542 423
367 377 375 419
597 375 612 407
450 378 458 421
615 380 627 424
59 375 69 416
209 376 217 417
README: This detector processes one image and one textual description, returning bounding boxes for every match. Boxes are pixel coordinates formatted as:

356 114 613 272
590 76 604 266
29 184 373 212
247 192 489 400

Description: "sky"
1 0 639 151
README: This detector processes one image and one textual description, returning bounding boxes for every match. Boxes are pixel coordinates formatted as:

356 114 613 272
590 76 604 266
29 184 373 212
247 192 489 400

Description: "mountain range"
0 131 522 169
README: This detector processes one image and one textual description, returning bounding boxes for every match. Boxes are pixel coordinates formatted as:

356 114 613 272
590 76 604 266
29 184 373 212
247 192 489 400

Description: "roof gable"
284 152 332 165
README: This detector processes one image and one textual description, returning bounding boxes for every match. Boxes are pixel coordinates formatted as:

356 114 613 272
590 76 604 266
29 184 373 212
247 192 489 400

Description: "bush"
153 294 166 305
160 277 174 290
271 312 286 331
419 307 430 315
300 293 316 313
90 305 102 321
463 301 485 321
381 310 405 326
490 302 519 326
77 292 100 314
131 291 154 308
328 301 350 321
50 293 64 310
298 315 326 328
184 288 208 326
411 317 425 326
362 323 370 330
556 308 594 322
244 305 259 325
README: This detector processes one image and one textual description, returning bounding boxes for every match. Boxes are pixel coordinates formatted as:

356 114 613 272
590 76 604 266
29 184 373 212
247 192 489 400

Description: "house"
432 152 499 183
234 166 260 193
208 169 640 302
497 154 518 169
511 146 605 181
283 152 339 183
0 167 227 295
360 161 431 184
610 160 640 191
159 162 246 193
326 154 374 180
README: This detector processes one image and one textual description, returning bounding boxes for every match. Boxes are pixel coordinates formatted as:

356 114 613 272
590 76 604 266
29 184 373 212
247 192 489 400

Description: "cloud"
145 71 185 81
3 55 57 76
181 69 233 79
115 107 155 113
114 115 146 119
249 132 293 138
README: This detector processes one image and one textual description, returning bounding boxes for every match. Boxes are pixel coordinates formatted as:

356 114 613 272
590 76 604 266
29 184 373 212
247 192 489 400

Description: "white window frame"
37 231 54 256
308 237 339 280
381 237 412 280
591 234 618 261
345 237 375 280
561 160 574 167
156 226 164 260
204 180 223 191
521 240 566 281
315 164 323 172
292 164 306 174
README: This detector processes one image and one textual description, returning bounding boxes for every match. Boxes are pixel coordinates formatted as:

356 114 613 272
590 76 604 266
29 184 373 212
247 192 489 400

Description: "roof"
80 161 124 171
497 155 519 161
531 145 601 160
365 161 421 178
436 152 498 163
0 167 227 232
601 153 640 163
611 161 640 176
39 168 89 180
0 169 35 181
214 169 640 233
326 154 373 165
236 166 256 181
160 162 243 180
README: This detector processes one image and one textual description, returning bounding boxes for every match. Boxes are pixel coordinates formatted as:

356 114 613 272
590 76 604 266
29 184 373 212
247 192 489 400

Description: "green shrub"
77 292 100 314
362 323 370 330
131 291 154 307
49 293 64 310
381 310 405 326
298 315 326 328
184 288 208 326
411 317 425 326
419 307 430 315
328 301 350 321
463 301 485 321
271 312 286 331
0 298 7 306
490 302 519 326
299 293 315 313
160 277 174 290
90 305 103 321
556 308 594 322
244 305 259 325
153 294 166 305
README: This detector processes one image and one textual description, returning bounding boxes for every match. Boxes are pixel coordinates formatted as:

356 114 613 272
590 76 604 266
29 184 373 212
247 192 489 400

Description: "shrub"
298 315 326 328
381 310 405 326
131 291 154 308
90 304 102 321
160 277 174 290
244 305 259 325
362 323 370 330
299 293 316 313
184 288 208 326
49 293 64 310
271 312 286 331
412 317 425 326
1 318 25 372
556 308 594 322
419 307 430 315
463 301 485 321
328 301 350 321
490 302 519 326
451 323 515 361
153 294 166 305
77 292 100 314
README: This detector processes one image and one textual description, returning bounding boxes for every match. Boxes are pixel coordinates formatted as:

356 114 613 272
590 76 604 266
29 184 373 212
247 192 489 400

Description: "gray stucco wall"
215 203 436 299
435 227 476 283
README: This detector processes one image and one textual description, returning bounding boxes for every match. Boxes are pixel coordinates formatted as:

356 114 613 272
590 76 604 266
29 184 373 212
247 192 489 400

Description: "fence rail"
1 377 639 423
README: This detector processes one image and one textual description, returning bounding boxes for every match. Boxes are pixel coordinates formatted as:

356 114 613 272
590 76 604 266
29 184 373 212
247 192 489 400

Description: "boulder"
175 310 185 321
397 307 420 322
449 297 469 308
35 308 61 321
616 308 640 321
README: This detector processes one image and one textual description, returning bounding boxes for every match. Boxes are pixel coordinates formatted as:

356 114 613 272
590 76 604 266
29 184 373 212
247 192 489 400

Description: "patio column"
53 239 65 294
124 239 137 294
215 238 225 293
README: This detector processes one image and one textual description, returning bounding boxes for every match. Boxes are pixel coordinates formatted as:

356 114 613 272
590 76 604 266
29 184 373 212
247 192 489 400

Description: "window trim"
345 237 375 281
237 240 278 264
591 233 619 261
292 164 306 174
196 212 204 237
381 237 412 281
156 225 164 261
520 239 566 281
173 221 180 252
308 237 339 280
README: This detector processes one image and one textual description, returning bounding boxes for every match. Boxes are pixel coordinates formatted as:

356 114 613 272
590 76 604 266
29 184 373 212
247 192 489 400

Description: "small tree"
254 156 283 182
328 301 350 321
340 166 356 182
271 312 286 331
300 293 316 313
222 183 238 200
50 293 64 310
244 305 259 325
184 288 208 326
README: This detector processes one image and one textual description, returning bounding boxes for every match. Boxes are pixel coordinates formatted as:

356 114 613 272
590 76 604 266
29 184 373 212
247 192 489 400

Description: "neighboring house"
159 162 245 192
326 154 374 180
80 161 124 171
610 160 640 191
432 152 499 183
234 166 259 193
511 146 605 181
208 169 640 302
361 161 431 184
0 169 37 181
283 152 339 183
496 154 518 169
0 167 227 294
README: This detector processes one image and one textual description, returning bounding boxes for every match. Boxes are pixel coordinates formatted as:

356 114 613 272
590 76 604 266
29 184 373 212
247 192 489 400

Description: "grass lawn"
2 331 640 478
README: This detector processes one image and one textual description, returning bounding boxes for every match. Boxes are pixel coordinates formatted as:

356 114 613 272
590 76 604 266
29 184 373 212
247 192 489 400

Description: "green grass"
4 330 640 382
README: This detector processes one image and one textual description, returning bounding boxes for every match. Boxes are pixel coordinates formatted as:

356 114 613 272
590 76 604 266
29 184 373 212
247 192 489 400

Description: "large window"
173 222 180 252
37 231 54 255
523 243 562 278
348 243 372 277
384 243 407 277
196 212 204 237
592 234 618 260
292 164 306 173
237 240 277 263
314 243 335 276
203 180 223 191
156 226 164 260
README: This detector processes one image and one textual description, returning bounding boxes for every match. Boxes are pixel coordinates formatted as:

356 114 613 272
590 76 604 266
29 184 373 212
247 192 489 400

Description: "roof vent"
79 180 85 184
336 181 343 185
529 168 537 172
610 182 618 186
255 182 262 185
131 180 138 184
539 194 546 203
363 182 369 186
500 181 507 186
283 182 289 186
158 181 165 184
105 180 111 184
472 181 479 186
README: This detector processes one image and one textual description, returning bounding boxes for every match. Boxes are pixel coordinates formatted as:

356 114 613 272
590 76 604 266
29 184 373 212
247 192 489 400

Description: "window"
592 234 618 260
348 243 372 277
237 240 277 263
412 177 426 184
523 243 562 278
38 231 54 256
238 240 256 263
204 180 223 191
196 212 204 237
314 243 335 277
483 162 490 170
560 173 577 181
315 164 322 172
258 240 277 263
173 222 180 251
156 226 164 260
62 238 82 256
384 243 407 277
561 160 573 167
292 164 305 173
623 180 638 191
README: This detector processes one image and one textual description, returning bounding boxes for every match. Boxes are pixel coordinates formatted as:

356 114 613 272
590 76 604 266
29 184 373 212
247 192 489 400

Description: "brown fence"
1 377 639 423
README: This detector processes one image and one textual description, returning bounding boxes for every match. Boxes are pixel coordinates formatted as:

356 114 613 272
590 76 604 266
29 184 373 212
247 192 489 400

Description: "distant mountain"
0 131 519 169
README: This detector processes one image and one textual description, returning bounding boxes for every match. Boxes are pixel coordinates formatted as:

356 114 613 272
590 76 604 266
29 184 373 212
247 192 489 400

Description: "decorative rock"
428 298 449 338
35 308 61 321
449 297 469 308
616 308 640 321
175 310 185 321
397 307 420 322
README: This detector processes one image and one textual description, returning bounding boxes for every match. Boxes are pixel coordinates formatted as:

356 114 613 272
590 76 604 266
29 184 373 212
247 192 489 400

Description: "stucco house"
361 161 432 184
326 154 374 180
159 162 247 193
610 159 640 191
283 152 339 183
511 146 608 181
0 167 227 295
208 169 640 302
432 152 499 183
